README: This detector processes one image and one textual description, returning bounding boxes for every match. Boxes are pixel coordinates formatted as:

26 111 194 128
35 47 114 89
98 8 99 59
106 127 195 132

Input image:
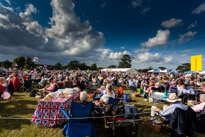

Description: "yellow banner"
191 55 202 71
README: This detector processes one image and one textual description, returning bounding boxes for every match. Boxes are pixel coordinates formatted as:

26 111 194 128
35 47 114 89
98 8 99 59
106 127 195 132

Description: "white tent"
160 69 170 73
199 71 205 74
101 68 137 73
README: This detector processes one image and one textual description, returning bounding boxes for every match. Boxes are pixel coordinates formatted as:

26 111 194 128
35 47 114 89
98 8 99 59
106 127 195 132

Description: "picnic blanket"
32 90 80 127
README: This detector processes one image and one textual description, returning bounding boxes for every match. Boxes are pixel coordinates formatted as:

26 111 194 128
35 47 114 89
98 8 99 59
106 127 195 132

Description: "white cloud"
0 13 9 21
0 0 104 60
108 51 131 59
131 0 143 8
97 48 131 60
5 0 11 5
164 56 173 63
192 3 205 14
96 48 111 59
19 4 38 19
188 21 197 29
161 18 183 28
179 31 197 44
134 48 149 53
120 46 125 49
140 8 150 14
133 52 173 63
141 29 170 48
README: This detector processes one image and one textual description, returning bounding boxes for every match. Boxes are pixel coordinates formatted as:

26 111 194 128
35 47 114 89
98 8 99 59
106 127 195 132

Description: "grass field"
0 89 204 137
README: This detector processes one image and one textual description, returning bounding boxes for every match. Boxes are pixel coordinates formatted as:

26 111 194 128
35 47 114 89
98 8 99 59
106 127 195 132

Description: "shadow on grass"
0 100 37 117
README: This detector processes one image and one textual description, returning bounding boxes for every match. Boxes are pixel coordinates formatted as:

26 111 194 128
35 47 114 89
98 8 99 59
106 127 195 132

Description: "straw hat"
167 93 182 103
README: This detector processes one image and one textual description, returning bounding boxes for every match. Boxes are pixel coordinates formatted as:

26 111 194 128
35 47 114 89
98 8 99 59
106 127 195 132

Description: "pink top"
47 83 57 91
192 102 205 113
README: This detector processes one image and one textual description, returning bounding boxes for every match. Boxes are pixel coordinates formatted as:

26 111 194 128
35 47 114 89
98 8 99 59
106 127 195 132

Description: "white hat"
167 93 182 103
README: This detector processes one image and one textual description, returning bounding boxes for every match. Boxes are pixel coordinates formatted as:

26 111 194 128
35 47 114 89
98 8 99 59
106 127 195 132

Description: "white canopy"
199 71 205 74
101 68 137 73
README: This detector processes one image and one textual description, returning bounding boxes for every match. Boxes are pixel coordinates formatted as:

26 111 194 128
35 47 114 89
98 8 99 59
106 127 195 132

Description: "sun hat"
167 93 182 103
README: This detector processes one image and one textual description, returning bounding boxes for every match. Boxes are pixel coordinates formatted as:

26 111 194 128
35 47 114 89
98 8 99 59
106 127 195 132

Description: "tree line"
0 55 191 72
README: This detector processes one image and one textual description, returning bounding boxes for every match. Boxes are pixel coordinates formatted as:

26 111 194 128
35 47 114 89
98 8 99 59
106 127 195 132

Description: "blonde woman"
63 76 73 88
95 84 115 106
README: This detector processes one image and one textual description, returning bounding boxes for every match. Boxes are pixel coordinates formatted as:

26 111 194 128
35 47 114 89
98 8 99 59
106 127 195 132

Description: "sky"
0 0 204 70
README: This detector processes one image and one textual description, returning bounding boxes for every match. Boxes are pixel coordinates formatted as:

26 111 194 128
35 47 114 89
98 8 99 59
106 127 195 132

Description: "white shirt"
101 93 115 104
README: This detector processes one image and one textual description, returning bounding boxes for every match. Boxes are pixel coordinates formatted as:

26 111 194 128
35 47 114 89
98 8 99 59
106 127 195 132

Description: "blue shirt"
178 86 195 95
128 80 135 87
160 102 188 116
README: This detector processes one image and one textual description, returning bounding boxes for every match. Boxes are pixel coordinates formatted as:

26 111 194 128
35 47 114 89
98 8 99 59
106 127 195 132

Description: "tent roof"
101 68 137 72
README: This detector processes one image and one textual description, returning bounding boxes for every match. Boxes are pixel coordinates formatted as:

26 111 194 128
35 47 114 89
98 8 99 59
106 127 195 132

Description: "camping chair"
61 102 96 137
23 80 34 92
196 106 205 133
116 87 123 103
94 97 140 137
169 107 197 137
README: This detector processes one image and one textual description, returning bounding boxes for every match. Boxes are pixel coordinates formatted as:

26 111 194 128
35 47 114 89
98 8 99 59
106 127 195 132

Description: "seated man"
192 94 205 117
127 77 137 91
38 75 47 88
153 93 188 119
95 84 115 106
178 84 195 103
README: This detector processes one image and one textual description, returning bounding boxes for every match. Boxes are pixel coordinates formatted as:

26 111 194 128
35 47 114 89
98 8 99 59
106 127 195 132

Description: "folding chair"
23 80 33 92
61 102 96 137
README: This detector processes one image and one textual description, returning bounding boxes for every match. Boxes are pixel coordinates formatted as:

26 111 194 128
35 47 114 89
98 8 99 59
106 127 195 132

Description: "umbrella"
153 69 160 73
160 69 171 73
184 71 196 74
171 70 178 74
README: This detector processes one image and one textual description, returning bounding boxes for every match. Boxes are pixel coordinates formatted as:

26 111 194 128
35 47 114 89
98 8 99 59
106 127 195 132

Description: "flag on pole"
33 56 39 62
14 62 18 67
34 57 39 60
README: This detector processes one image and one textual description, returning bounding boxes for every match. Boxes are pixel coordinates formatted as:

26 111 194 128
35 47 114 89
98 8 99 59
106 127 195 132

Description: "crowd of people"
1 66 205 135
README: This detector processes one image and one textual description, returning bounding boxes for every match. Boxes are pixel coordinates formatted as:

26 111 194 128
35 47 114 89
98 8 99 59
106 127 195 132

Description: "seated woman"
95 84 115 106
63 76 73 88
192 94 205 117
0 77 8 97
117 77 123 86
198 82 205 93
39 78 58 98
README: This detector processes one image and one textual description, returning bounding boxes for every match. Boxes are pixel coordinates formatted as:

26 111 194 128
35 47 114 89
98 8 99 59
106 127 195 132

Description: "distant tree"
107 65 117 68
54 62 62 70
176 63 190 73
97 67 103 71
78 63 89 70
24 57 35 69
24 64 30 69
118 54 132 68
13 56 25 68
90 63 97 70
148 66 153 70
1 60 12 68
158 67 166 70
67 60 79 70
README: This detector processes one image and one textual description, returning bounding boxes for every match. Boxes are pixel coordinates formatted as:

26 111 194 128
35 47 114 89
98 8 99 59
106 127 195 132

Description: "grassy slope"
0 89 204 137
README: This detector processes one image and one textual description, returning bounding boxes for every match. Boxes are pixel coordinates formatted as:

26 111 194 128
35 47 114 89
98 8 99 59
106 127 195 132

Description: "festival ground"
0 88 204 137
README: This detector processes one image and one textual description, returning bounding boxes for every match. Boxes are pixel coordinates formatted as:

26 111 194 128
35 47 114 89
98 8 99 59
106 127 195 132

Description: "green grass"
0 90 204 137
